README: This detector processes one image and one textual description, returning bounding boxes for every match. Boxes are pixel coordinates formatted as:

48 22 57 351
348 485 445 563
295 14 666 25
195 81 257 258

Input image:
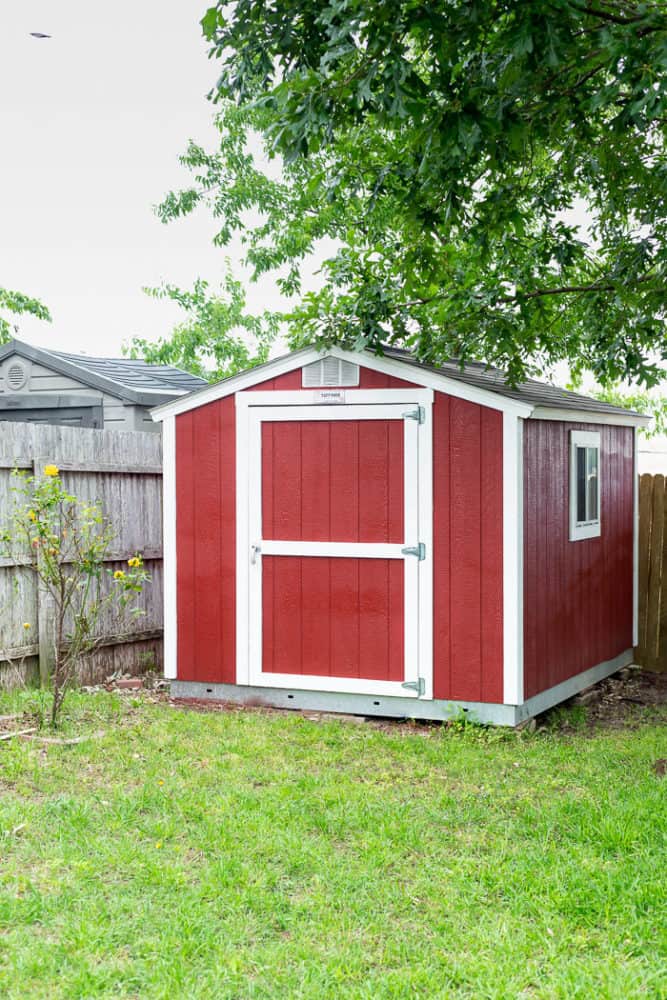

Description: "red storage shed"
152 347 648 725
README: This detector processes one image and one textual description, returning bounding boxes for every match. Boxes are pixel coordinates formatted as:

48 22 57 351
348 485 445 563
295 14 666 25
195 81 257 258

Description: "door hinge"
402 678 425 696
403 405 425 424
401 543 426 560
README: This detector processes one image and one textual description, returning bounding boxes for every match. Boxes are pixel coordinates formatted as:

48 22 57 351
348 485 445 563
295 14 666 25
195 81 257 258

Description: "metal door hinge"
251 543 261 564
402 678 425 696
401 543 426 560
403 405 425 424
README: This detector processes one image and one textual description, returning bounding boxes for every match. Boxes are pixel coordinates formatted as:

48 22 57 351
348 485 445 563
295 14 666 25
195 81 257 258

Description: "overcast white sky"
0 0 265 356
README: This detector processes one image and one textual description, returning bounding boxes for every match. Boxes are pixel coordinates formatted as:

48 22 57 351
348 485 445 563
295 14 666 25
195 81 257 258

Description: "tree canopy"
161 0 667 386
126 273 279 382
0 288 51 343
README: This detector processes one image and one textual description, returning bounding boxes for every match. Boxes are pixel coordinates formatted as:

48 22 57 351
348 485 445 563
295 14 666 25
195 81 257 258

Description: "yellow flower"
155 841 163 849
28 510 37 522
23 622 30 630
43 464 59 477
127 556 142 568
158 779 164 786
113 570 126 580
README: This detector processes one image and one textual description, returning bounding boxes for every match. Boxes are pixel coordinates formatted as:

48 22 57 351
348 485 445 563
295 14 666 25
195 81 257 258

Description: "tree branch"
568 2 659 26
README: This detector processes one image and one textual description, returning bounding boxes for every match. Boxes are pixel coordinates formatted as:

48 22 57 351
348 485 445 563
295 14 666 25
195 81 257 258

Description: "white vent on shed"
302 357 359 388
6 363 27 391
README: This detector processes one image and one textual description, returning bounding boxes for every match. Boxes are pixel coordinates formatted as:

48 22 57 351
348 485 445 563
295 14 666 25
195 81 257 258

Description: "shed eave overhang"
529 405 650 428
150 346 535 422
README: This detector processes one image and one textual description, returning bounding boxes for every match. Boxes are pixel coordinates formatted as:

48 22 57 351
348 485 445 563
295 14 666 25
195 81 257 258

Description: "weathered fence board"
0 421 163 687
636 474 667 672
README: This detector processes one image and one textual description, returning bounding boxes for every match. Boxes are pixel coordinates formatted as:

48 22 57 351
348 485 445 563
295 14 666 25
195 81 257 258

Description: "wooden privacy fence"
0 421 163 687
636 473 667 672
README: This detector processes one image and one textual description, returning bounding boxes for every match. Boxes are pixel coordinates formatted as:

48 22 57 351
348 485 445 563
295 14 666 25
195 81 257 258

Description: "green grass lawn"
0 692 665 999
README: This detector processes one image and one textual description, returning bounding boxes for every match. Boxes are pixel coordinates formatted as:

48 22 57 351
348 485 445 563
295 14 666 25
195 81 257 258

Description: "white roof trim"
151 346 534 421
530 406 650 428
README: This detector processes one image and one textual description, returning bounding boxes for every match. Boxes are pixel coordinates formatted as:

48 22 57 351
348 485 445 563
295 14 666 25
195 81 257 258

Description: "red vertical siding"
175 396 236 683
432 396 504 703
175 360 505 702
522 421 634 699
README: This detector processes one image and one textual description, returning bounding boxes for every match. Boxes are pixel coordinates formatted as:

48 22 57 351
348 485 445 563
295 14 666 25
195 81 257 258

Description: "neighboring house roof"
151 345 650 426
0 339 208 406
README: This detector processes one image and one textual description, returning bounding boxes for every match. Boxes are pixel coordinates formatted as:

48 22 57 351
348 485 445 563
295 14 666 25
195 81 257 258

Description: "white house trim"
235 388 434 408
569 430 602 542
235 398 252 686
152 347 533 422
162 416 177 679
530 406 649 428
261 540 407 559
239 672 423 698
503 413 524 705
633 427 639 648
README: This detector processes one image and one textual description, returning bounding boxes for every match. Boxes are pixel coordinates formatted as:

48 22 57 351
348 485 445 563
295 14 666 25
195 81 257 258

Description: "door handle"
250 543 261 565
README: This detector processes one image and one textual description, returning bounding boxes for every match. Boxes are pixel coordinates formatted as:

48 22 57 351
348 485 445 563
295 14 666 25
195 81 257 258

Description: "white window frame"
570 430 601 541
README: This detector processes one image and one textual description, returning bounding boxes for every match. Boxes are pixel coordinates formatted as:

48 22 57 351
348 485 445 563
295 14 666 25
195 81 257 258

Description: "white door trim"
236 396 433 699
236 388 435 408
261 540 407 558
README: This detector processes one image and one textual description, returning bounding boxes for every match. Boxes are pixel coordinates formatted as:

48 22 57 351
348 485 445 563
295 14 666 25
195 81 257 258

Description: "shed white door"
240 401 432 698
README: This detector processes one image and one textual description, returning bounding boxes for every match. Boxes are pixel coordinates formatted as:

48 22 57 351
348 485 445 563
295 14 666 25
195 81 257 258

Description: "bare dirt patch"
559 667 667 730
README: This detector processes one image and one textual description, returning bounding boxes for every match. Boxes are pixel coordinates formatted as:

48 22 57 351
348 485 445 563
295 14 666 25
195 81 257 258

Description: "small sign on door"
313 389 346 404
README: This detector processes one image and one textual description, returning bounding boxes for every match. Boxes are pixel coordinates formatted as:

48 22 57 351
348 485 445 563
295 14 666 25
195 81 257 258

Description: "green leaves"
0 288 51 343
1 469 149 726
127 270 280 382
167 1 667 384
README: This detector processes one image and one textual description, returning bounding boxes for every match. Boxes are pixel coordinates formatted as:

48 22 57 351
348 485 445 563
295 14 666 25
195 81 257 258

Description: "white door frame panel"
236 394 433 698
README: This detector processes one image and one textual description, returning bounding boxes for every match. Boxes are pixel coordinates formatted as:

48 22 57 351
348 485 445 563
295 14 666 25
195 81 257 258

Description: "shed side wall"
523 420 634 699
176 396 236 683
174 363 504 701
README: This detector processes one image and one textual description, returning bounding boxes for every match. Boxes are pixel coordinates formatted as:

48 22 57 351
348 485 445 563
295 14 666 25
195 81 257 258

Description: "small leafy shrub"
0 465 149 727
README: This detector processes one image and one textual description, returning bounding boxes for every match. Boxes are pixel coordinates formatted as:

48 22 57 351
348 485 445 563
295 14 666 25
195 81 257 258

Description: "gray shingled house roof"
381 347 645 419
0 339 207 406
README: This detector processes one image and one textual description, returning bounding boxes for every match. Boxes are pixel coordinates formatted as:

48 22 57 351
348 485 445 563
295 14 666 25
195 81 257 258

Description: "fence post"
636 473 667 672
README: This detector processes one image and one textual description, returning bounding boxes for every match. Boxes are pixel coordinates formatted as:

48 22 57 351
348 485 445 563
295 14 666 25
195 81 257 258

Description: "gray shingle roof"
0 339 208 406
382 347 645 419
48 349 208 394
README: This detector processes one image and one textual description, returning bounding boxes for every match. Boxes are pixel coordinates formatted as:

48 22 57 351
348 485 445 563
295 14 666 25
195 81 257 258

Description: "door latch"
250 543 261 564
401 543 426 560
402 678 425 696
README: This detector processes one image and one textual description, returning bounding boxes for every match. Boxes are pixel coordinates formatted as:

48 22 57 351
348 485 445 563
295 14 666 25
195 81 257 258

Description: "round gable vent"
7 362 27 391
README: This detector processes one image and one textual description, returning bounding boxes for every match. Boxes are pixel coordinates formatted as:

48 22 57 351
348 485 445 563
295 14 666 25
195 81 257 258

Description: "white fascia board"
530 406 650 428
151 347 322 422
151 345 534 422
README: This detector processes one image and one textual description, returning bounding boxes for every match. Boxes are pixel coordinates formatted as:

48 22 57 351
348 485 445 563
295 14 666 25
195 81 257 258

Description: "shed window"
570 430 601 541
